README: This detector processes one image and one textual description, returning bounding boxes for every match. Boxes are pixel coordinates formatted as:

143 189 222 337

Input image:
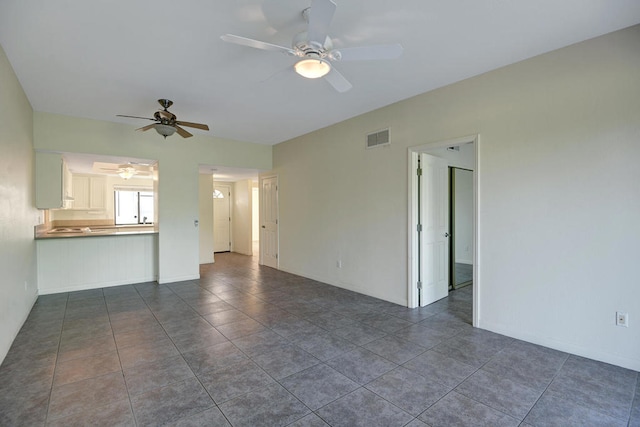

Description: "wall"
0 44 40 364
33 113 271 284
273 25 640 370
198 173 214 264
252 186 259 242
232 180 253 256
454 168 473 264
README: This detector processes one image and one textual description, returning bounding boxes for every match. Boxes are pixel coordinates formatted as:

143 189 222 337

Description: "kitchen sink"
47 227 88 234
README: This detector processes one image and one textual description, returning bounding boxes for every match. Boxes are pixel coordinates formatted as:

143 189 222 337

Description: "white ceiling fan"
221 0 403 93
96 162 153 180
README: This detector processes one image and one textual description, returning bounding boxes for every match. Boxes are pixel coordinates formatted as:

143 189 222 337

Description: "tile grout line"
107 285 143 427
42 292 69 426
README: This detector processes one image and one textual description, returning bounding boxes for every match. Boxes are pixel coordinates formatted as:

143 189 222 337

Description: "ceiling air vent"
366 128 390 149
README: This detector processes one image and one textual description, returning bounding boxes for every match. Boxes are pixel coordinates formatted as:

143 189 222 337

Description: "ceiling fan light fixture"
118 167 136 180
295 57 331 79
155 124 176 138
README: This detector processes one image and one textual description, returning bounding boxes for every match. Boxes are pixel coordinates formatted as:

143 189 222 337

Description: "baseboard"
158 273 200 285
277 266 407 307
479 319 640 372
0 290 38 366
38 276 158 295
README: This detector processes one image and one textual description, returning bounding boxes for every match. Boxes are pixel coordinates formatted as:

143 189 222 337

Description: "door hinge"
229 217 231 222
276 219 278 225
417 167 422 176
275 253 278 259
417 281 422 290
417 224 422 232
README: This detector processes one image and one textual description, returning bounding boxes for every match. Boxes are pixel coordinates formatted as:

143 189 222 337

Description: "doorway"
213 184 231 253
260 174 279 269
450 167 473 290
408 135 478 326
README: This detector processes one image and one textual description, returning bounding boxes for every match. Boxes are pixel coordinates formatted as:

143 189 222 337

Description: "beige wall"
198 173 214 264
232 180 253 256
273 26 640 370
0 44 40 364
33 112 271 283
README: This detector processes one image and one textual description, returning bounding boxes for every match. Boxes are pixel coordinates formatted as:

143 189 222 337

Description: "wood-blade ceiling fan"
117 99 209 138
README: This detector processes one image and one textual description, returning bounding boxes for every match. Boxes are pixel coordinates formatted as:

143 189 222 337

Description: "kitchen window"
114 190 154 225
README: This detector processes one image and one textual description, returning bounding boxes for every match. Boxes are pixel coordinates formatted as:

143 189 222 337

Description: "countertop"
35 225 157 240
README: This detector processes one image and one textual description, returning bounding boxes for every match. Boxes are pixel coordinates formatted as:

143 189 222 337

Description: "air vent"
366 128 390 149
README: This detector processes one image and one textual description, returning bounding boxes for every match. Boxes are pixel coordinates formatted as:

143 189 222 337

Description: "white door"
260 176 278 268
419 153 450 306
213 184 231 252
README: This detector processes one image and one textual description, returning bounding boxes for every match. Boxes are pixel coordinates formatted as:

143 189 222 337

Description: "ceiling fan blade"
117 115 156 121
307 0 336 46
174 125 193 138
136 124 157 132
221 34 294 55
332 44 404 61
324 68 352 93
176 121 209 131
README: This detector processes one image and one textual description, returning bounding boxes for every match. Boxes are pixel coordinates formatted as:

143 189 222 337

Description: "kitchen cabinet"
71 174 106 210
35 152 72 209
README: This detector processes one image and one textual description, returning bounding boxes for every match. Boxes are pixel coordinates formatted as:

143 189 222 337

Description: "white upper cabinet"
35 152 69 209
71 174 106 210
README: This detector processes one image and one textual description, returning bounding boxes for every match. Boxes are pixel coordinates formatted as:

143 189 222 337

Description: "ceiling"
1 1 639 146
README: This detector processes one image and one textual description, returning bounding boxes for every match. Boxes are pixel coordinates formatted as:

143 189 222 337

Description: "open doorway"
408 135 478 326
198 166 260 264
450 167 473 290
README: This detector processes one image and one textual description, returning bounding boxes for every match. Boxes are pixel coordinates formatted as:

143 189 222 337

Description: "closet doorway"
450 167 473 290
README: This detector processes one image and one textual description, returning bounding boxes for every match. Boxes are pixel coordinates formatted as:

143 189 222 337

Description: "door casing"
213 183 232 253
407 135 479 327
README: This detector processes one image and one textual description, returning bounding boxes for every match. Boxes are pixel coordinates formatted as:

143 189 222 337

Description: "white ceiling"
1 1 639 146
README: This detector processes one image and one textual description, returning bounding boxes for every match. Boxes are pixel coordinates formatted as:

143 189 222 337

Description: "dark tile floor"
1 251 638 426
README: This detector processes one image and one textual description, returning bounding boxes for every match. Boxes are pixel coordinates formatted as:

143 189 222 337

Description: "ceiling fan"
97 162 153 180
117 99 209 138
221 0 403 93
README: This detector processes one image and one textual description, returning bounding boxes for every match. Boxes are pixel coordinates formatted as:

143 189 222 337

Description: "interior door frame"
213 183 232 253
407 135 479 327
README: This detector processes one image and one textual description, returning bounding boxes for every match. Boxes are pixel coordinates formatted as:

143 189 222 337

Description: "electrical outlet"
336 260 342 268
616 312 628 327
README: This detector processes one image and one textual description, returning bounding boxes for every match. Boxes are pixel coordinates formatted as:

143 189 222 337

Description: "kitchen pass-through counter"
35 224 158 294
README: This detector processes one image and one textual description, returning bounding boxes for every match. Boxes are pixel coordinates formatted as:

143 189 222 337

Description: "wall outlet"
336 260 342 268
616 312 628 327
